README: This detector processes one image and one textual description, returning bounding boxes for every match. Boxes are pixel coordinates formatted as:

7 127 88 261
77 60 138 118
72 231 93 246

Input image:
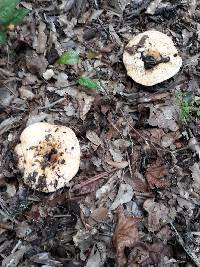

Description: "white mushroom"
123 30 182 86
15 122 80 193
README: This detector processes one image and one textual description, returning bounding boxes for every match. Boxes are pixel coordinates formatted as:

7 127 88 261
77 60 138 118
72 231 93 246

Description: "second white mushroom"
123 30 182 86
15 122 80 193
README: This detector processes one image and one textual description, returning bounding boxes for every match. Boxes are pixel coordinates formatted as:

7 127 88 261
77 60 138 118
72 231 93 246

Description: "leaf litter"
0 0 200 266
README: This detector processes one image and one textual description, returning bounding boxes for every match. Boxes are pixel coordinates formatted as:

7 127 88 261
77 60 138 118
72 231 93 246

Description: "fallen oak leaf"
145 158 170 189
113 206 142 267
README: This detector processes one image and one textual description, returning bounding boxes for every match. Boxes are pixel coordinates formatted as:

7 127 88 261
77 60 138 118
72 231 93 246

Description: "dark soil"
0 0 200 266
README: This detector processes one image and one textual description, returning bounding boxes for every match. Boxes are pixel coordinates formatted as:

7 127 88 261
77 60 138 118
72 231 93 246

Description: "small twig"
53 214 72 218
2 82 18 97
125 151 133 178
72 168 118 191
11 240 22 254
39 97 66 110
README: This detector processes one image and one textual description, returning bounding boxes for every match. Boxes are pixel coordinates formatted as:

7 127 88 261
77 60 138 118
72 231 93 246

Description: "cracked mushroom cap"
123 30 182 86
15 122 80 193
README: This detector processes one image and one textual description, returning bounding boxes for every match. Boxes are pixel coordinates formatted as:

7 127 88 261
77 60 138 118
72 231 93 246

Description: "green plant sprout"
0 0 28 44
177 92 200 122
57 50 80 65
78 76 100 90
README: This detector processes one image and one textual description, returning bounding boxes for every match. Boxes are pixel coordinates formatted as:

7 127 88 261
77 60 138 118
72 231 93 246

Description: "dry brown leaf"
146 159 170 189
16 221 32 239
86 130 102 147
88 207 108 226
35 21 47 54
126 148 149 192
142 128 165 144
113 206 141 267
127 241 173 267
106 160 128 169
131 128 165 145
148 104 179 132
77 92 94 120
143 199 175 232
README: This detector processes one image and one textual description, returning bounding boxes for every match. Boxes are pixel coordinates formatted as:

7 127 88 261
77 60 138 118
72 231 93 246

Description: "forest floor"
0 0 200 266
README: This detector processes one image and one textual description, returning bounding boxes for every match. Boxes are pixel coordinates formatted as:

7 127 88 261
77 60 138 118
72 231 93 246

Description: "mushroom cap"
15 122 80 193
123 30 182 86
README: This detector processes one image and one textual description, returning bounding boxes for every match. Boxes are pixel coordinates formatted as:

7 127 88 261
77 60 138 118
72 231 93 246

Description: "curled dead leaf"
113 206 142 267
86 130 102 147
126 148 149 192
127 241 173 267
143 199 175 232
87 207 108 227
77 92 94 120
146 159 170 189
106 160 129 169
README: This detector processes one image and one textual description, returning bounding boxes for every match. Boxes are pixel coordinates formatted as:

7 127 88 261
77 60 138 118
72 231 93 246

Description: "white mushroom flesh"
15 122 80 193
123 30 182 86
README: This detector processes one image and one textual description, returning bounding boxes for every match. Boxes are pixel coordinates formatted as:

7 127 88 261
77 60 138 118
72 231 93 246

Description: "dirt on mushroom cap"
123 30 182 86
15 122 80 193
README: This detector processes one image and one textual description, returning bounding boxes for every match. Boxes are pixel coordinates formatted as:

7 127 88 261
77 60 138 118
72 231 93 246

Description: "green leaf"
57 51 80 65
0 31 7 44
0 0 20 25
180 100 190 122
197 108 200 117
8 7 28 25
87 51 98 59
78 76 100 90
182 92 193 104
0 0 19 10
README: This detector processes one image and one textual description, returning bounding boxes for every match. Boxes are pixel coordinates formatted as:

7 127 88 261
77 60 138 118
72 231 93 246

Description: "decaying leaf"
188 135 200 160
16 221 32 238
96 174 117 200
146 159 170 189
127 241 173 267
143 199 175 232
86 130 102 147
125 148 149 192
110 183 134 210
35 21 47 54
190 162 200 188
77 92 95 120
73 228 97 252
113 206 141 267
146 0 162 15
30 252 62 266
106 160 129 169
86 242 107 267
25 50 48 75
2 245 28 267
148 104 179 132
88 207 108 226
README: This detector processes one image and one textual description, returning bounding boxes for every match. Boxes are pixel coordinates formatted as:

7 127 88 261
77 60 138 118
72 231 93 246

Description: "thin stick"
39 97 66 110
